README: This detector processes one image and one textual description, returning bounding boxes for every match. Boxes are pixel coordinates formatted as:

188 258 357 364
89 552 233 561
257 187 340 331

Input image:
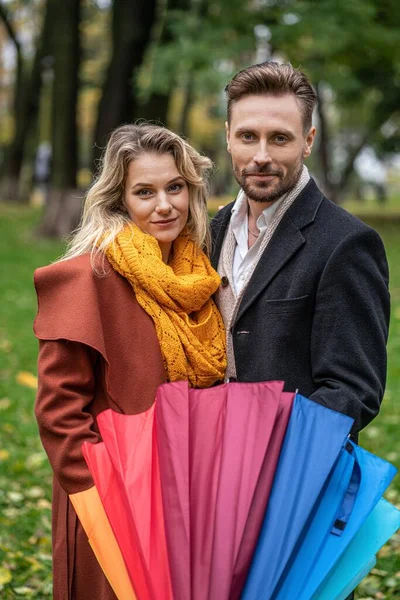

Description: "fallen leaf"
0 565 12 585
16 372 38 389
0 449 10 461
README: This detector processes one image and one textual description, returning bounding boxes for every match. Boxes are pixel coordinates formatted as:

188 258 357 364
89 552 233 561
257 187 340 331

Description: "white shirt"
230 191 286 296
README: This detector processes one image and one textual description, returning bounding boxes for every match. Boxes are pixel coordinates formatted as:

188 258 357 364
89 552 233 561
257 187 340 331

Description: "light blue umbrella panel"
313 497 400 600
295 441 397 600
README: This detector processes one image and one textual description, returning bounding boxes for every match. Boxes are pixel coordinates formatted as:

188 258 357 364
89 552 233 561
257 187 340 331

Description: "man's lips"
245 173 278 178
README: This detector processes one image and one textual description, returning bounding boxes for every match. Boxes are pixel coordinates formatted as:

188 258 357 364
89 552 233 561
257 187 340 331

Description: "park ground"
0 199 399 598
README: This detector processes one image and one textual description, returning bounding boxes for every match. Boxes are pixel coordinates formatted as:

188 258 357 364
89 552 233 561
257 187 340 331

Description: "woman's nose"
156 193 172 213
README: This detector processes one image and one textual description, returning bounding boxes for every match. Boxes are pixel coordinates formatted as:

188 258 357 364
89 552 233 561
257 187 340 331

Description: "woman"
33 124 226 600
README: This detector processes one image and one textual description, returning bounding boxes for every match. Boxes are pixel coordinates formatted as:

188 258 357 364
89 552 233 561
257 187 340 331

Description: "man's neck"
247 197 276 224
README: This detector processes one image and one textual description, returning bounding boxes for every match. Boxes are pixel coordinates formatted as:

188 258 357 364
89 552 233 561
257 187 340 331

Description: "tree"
139 0 191 126
0 0 51 201
92 0 158 168
38 0 82 237
265 0 400 202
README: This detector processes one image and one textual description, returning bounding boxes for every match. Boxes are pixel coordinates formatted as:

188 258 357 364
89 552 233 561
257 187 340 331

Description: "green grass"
0 203 399 598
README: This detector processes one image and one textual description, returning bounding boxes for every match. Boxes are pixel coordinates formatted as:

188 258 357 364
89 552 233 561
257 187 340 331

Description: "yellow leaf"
16 372 38 389
25 556 44 572
0 565 12 585
0 449 10 461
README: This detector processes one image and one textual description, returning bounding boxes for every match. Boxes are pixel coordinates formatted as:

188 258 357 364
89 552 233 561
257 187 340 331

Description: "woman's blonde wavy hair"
62 123 213 265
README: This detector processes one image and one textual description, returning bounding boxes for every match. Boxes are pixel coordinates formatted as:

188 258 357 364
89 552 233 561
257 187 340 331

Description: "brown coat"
34 253 166 600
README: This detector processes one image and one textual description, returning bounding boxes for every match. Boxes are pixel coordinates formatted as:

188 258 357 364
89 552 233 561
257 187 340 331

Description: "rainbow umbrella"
73 380 294 599
70 383 398 600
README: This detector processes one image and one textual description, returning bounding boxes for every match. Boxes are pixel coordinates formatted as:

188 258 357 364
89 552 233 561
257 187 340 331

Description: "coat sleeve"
35 339 101 494
309 227 390 434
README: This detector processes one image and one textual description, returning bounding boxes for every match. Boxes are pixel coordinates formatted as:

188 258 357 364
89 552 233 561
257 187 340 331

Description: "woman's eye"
168 183 183 193
137 189 152 197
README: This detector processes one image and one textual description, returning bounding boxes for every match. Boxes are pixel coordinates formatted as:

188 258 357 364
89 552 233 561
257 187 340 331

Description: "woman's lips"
151 217 179 226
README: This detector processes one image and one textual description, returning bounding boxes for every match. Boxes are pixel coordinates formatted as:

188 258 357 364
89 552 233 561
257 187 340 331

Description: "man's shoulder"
317 194 381 242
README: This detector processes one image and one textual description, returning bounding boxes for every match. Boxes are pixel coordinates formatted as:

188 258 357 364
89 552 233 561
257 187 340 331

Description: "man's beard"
234 161 303 204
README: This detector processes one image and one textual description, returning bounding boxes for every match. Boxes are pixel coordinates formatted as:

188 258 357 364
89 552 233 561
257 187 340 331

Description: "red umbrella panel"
82 405 173 600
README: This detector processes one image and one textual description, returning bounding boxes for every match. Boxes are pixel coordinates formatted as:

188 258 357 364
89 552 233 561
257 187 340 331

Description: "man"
211 61 390 437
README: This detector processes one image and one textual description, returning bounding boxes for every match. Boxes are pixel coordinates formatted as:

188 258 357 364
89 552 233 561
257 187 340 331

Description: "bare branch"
0 1 21 55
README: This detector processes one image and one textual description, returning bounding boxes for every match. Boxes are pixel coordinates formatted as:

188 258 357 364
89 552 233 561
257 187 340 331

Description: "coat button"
221 276 229 287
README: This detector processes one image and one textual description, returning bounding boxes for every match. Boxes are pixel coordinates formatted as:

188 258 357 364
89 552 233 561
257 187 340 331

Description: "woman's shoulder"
34 253 122 294
34 253 95 287
33 252 129 344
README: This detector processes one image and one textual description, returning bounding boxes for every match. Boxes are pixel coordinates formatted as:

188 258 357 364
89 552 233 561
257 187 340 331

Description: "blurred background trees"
0 0 400 236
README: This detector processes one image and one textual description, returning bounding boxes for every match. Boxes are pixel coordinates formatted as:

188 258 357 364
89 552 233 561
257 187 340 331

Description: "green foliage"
0 204 63 597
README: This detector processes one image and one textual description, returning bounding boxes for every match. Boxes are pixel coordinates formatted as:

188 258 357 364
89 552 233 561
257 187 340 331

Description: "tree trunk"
38 0 82 237
330 136 368 204
142 0 191 125
179 72 195 137
0 2 25 201
92 0 158 168
140 91 172 125
315 82 334 199
1 1 53 202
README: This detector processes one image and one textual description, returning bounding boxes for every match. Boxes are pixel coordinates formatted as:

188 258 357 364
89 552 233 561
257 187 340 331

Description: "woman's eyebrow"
131 176 184 190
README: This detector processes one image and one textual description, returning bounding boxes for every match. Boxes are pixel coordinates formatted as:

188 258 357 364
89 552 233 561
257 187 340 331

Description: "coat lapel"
233 179 325 324
210 202 234 270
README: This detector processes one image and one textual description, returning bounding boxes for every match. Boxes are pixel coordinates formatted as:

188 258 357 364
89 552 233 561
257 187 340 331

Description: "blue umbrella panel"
241 393 353 600
272 440 397 600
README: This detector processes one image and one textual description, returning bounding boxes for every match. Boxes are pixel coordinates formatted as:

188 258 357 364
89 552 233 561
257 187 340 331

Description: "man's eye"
241 133 255 142
275 135 287 143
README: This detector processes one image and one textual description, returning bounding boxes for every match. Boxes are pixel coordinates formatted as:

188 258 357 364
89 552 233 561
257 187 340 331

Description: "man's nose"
156 193 172 213
253 142 272 166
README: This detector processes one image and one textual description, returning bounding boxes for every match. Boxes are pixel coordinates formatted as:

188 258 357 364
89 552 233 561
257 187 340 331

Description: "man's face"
226 94 316 204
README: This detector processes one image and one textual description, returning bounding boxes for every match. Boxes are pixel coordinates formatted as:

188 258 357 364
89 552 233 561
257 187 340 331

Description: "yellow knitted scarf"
104 224 226 388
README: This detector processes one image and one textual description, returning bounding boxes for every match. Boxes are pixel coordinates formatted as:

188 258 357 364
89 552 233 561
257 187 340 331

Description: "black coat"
211 179 390 434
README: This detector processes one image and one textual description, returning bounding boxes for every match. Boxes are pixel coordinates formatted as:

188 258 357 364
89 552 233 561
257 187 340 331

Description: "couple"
34 62 390 599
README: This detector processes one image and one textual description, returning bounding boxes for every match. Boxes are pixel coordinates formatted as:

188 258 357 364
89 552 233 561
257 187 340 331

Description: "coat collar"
211 178 325 324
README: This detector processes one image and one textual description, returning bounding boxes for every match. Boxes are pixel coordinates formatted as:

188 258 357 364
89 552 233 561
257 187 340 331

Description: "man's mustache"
242 166 283 178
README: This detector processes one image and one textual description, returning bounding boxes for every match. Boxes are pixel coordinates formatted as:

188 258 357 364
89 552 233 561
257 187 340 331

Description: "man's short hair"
225 61 317 133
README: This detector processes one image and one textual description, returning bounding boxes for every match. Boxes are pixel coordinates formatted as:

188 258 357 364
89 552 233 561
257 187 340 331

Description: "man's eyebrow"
131 176 184 190
234 127 257 136
233 127 295 137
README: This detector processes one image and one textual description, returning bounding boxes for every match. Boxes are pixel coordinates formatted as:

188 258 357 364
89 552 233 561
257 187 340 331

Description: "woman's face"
124 152 190 262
